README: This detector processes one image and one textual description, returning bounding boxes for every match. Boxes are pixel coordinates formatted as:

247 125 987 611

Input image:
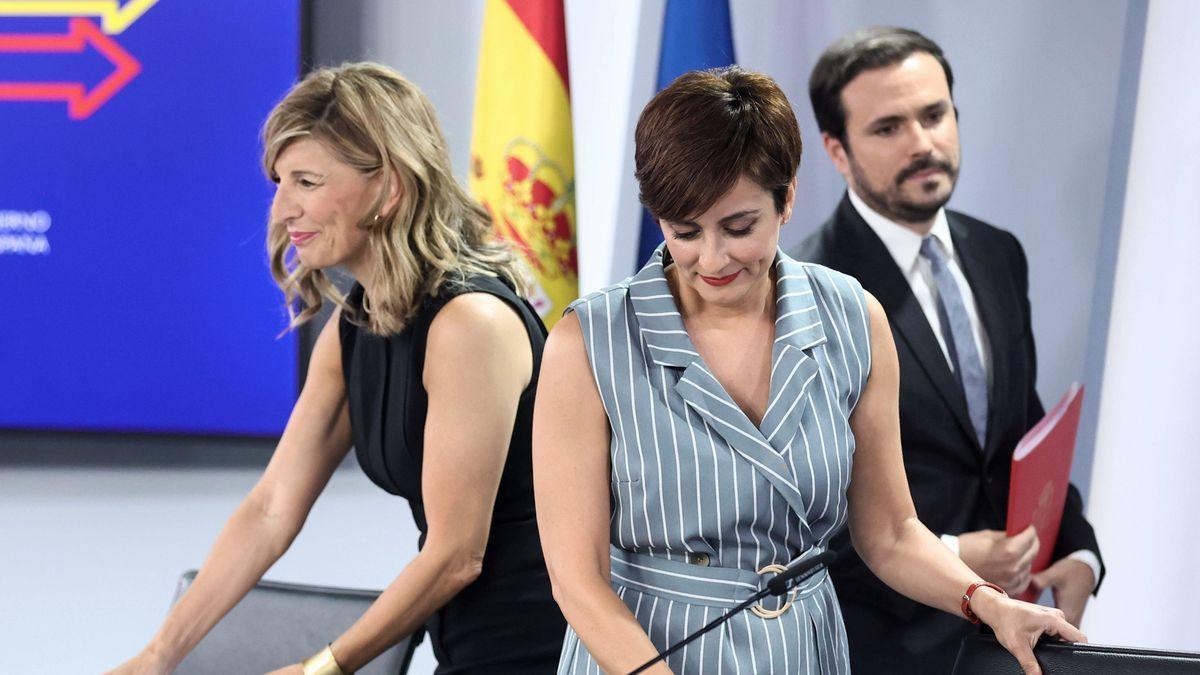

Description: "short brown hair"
635 66 801 223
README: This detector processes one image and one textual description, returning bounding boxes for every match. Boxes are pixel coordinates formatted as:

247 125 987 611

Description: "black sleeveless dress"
339 275 565 674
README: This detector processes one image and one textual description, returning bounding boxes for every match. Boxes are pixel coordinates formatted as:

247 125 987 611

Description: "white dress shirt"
846 189 1101 591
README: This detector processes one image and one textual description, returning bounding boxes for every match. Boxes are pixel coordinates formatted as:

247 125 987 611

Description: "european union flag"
635 0 736 270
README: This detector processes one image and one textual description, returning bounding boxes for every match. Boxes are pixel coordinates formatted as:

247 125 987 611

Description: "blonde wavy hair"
263 62 524 335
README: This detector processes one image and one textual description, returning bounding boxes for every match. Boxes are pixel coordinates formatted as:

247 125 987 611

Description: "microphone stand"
627 550 836 675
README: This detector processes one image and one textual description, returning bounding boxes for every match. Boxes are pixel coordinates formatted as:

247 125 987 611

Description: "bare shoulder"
547 307 582 339
532 310 608 485
425 291 532 390
542 310 587 369
307 306 345 382
539 311 603 411
860 290 897 378
863 290 885 323
428 291 526 345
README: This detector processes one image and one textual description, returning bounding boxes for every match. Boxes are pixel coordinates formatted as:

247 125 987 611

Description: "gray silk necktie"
920 236 989 447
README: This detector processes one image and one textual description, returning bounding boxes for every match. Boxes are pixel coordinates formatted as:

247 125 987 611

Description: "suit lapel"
631 247 811 519
626 253 697 368
829 196 981 451
675 361 809 519
759 257 827 453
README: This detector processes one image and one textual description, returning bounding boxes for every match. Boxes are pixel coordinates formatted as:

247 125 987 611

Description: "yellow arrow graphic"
0 0 158 34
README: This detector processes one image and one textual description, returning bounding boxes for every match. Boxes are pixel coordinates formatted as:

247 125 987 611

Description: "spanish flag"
470 0 576 328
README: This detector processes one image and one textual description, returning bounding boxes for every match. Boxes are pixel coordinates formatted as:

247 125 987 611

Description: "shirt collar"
847 188 953 273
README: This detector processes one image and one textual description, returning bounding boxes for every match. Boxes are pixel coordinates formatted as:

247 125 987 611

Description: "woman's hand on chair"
971 586 1087 675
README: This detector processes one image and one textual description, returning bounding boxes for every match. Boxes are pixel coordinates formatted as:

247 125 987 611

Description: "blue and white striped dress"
557 246 872 674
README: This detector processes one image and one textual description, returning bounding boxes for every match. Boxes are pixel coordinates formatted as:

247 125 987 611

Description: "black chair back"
171 570 422 674
953 632 1200 674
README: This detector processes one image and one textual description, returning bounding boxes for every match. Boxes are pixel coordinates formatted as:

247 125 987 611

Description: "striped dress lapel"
761 258 828 453
629 248 828 521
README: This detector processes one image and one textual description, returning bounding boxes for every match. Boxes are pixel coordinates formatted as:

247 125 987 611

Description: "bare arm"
111 311 355 674
846 293 1084 675
532 312 670 674
321 292 534 671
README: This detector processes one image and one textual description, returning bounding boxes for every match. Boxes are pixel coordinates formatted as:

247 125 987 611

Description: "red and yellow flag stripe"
470 0 576 328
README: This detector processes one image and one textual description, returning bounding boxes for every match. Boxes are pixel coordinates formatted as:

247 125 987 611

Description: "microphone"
627 550 836 675
767 550 835 595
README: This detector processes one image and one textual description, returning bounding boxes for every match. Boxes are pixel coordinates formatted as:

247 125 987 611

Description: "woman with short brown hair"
534 66 1082 674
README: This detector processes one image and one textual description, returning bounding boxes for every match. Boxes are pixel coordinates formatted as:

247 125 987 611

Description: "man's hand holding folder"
952 383 1093 625
1005 383 1090 619
959 525 1041 596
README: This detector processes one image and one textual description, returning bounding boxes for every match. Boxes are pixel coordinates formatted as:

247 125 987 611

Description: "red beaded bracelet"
961 581 1007 624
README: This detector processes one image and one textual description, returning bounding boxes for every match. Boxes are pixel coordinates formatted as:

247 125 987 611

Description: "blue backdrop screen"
0 2 302 435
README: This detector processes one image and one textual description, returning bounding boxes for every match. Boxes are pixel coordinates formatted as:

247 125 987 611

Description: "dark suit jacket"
793 194 1104 672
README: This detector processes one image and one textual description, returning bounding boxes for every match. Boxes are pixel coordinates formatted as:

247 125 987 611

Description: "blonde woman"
109 63 565 675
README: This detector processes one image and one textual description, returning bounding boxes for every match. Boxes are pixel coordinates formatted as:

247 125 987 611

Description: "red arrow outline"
0 17 141 119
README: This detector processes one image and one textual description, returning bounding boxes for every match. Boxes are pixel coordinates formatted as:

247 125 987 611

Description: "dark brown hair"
634 66 801 223
809 27 953 146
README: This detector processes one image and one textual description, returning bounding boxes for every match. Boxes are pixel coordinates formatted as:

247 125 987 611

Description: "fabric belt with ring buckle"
751 563 799 619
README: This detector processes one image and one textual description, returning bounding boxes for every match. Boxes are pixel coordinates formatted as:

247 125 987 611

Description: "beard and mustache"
851 153 959 224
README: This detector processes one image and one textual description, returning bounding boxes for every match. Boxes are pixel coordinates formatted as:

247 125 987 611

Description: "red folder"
1005 382 1084 602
